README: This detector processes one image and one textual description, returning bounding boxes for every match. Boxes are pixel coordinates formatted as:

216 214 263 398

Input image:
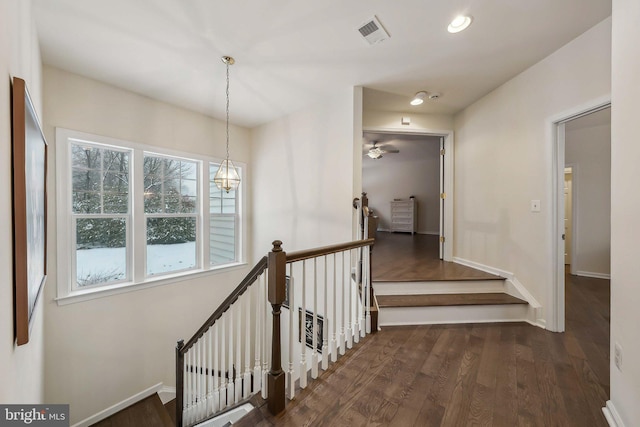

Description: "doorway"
361 129 453 261
552 101 611 332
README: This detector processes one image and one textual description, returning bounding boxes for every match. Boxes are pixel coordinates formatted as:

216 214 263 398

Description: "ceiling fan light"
448 15 473 33
410 91 428 106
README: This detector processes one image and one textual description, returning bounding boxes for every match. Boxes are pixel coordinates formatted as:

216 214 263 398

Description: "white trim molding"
453 257 544 328
548 96 611 333
576 271 611 280
72 382 168 427
603 400 626 427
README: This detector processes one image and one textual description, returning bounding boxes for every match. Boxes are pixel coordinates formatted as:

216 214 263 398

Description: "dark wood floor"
372 232 503 282
90 393 173 427
236 270 610 427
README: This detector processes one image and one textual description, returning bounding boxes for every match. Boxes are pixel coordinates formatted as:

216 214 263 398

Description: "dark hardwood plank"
376 292 527 308
372 232 504 282
233 271 609 427
90 394 172 427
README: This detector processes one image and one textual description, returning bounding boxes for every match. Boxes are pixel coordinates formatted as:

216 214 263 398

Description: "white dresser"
390 199 417 234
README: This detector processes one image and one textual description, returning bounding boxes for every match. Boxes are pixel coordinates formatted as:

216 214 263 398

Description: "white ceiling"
34 0 611 128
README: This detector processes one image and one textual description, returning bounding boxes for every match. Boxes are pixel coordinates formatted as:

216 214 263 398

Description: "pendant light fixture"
213 55 241 193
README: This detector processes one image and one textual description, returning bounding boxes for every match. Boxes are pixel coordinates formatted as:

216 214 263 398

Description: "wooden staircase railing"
176 196 376 426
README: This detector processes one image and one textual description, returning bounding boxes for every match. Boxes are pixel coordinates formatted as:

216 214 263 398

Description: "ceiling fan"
364 141 399 159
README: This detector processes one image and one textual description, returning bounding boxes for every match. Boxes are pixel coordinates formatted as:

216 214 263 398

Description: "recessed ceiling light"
448 15 473 33
410 91 428 106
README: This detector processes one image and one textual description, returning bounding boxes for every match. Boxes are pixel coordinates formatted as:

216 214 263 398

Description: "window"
71 143 131 287
144 155 199 276
56 129 245 303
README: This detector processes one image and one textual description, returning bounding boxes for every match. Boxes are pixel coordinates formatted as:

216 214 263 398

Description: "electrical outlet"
615 343 623 371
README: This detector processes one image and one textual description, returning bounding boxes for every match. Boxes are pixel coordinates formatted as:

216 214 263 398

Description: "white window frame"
56 128 247 305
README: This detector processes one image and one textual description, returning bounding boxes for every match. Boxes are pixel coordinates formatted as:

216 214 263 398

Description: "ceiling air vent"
357 15 390 46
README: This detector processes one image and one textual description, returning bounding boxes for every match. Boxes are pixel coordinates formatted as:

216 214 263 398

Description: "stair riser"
379 303 530 326
374 280 505 296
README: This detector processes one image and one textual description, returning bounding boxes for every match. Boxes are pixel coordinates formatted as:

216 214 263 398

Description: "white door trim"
362 127 454 261
549 96 610 332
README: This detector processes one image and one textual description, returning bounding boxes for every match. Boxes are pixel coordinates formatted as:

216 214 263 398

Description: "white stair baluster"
347 250 353 349
253 276 262 394
235 301 242 403
331 253 338 362
299 260 307 389
196 340 202 419
262 273 269 399
213 322 220 414
206 329 212 416
220 314 227 410
312 258 319 379
287 263 296 399
244 291 251 399
354 248 361 344
365 237 371 335
227 306 235 405
322 256 329 370
340 251 346 355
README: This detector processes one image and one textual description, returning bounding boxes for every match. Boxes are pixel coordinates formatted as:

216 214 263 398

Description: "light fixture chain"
225 59 230 160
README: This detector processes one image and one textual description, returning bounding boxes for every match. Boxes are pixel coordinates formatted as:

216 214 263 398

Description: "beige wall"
363 110 453 132
0 0 45 404
452 18 611 327
610 0 640 424
565 117 611 277
43 66 253 423
251 88 359 255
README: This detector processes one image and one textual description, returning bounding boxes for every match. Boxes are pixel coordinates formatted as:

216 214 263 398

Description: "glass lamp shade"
213 158 241 193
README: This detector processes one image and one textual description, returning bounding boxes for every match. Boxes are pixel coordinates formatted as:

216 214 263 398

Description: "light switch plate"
531 200 541 212
401 116 411 125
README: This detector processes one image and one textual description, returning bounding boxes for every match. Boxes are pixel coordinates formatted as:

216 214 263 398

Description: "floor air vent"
357 16 390 45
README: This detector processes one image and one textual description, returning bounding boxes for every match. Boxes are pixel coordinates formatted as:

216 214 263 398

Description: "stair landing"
372 232 501 282
371 232 532 326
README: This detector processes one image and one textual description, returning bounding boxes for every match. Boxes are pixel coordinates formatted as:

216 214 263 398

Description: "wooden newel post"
176 340 184 427
267 240 286 415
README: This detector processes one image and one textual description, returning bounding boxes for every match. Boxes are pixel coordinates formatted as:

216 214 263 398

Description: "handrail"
180 256 268 353
285 238 375 263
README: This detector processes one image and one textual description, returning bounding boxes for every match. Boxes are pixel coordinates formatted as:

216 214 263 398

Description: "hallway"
238 271 610 426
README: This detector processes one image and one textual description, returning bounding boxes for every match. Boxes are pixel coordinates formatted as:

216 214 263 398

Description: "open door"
439 137 445 260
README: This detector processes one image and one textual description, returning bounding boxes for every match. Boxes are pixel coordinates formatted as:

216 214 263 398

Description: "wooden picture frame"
298 308 324 353
12 77 48 346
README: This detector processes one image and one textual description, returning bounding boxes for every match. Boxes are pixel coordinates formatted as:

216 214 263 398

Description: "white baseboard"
376 229 438 235
452 257 513 280
453 257 544 328
72 382 166 427
158 386 176 404
576 270 611 280
603 400 626 427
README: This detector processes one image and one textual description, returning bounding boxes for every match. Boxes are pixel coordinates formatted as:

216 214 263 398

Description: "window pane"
72 170 100 192
71 143 129 214
76 218 127 286
71 144 100 170
144 155 198 214
73 192 101 214
222 190 236 214
210 215 235 265
147 217 196 276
